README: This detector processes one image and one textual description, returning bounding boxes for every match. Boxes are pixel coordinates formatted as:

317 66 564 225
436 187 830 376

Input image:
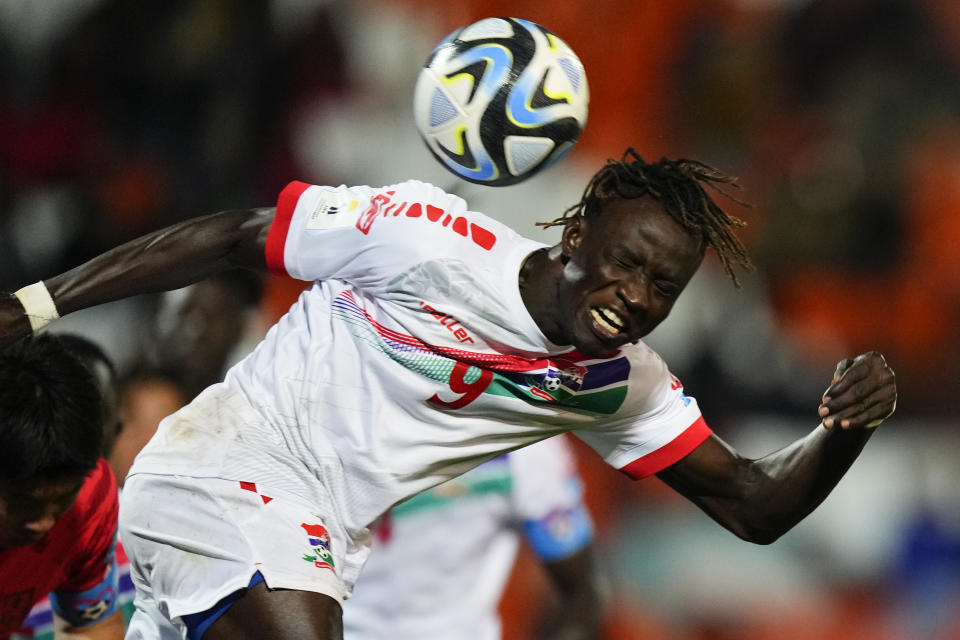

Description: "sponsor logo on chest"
419 301 475 344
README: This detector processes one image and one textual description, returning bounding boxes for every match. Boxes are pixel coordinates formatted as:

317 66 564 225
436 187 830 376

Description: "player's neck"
518 246 566 344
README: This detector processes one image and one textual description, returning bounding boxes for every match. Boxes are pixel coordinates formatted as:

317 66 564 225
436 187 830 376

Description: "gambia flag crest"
301 523 335 572
333 291 631 415
488 352 630 414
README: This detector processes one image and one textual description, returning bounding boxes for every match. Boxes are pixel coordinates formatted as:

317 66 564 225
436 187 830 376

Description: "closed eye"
654 280 680 297
607 249 638 271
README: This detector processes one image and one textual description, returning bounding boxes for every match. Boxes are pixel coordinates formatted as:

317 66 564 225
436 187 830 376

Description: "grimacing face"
555 196 705 357
0 475 86 549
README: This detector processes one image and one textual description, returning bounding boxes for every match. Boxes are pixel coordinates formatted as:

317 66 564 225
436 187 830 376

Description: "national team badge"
524 359 588 401
558 361 588 390
301 523 336 572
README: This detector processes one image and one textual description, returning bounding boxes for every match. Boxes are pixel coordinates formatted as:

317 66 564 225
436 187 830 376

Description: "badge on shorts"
300 523 335 572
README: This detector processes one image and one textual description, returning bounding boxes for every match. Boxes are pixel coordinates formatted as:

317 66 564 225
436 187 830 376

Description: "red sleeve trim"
265 181 311 276
619 416 712 480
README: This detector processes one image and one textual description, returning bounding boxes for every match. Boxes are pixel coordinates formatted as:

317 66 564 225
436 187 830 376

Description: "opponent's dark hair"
56 333 117 381
538 148 754 286
56 333 119 456
0 334 104 481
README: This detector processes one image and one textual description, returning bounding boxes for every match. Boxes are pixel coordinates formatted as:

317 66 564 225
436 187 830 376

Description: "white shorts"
119 473 372 638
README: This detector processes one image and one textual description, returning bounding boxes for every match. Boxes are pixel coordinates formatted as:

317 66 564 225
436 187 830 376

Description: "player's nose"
618 276 649 313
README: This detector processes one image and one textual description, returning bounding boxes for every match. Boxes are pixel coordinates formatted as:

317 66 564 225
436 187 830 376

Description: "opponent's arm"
656 351 897 544
0 207 275 345
538 546 604 640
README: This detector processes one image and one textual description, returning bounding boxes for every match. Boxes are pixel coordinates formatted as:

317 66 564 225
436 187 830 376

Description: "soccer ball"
413 17 589 187
543 375 562 391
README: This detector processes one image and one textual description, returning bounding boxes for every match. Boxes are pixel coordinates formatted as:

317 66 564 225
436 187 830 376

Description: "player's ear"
561 215 586 258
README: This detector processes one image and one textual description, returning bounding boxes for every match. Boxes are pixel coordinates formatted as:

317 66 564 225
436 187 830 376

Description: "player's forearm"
704 425 874 544
662 352 894 544
540 589 604 640
540 548 605 639
47 208 272 317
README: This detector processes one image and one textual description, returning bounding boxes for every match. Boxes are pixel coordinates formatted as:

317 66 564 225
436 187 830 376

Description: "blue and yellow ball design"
413 17 589 187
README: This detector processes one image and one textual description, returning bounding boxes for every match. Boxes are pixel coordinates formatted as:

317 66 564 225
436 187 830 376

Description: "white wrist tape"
13 281 60 331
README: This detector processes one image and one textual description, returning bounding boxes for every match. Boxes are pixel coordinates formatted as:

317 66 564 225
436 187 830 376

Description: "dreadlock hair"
537 148 754 286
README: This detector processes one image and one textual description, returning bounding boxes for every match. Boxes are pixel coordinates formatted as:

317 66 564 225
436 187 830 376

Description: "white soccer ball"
413 17 589 187
543 376 562 391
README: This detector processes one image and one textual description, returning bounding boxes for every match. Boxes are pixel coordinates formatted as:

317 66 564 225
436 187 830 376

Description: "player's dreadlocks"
537 148 754 286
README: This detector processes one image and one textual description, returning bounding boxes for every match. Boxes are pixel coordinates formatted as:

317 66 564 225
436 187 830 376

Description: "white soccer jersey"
342 435 593 640
130 179 709 557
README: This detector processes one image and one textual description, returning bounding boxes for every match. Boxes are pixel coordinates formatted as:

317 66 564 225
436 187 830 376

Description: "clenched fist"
818 352 897 430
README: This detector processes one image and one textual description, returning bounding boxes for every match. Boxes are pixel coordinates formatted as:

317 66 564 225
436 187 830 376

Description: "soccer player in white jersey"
342 435 601 640
0 149 897 640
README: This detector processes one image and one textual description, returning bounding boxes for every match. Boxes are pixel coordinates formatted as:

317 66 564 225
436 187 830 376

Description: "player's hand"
0 293 32 347
817 352 896 430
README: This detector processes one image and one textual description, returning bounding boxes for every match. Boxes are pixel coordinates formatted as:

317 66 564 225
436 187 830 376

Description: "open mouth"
589 305 626 337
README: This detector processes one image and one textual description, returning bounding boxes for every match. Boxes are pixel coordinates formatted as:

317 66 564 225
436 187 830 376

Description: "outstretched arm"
656 352 897 544
1 207 275 345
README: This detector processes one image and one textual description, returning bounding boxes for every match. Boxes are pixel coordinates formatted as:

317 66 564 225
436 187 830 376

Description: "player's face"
555 196 704 357
0 475 86 549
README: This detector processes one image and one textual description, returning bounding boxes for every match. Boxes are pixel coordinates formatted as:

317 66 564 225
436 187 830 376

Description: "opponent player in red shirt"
0 335 123 640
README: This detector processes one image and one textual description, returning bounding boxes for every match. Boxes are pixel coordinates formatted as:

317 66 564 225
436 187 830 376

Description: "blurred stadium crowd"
1 0 959 638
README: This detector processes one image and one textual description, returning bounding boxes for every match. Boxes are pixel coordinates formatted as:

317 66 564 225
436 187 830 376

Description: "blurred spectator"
675 0 960 415
152 269 267 400
109 368 188 487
